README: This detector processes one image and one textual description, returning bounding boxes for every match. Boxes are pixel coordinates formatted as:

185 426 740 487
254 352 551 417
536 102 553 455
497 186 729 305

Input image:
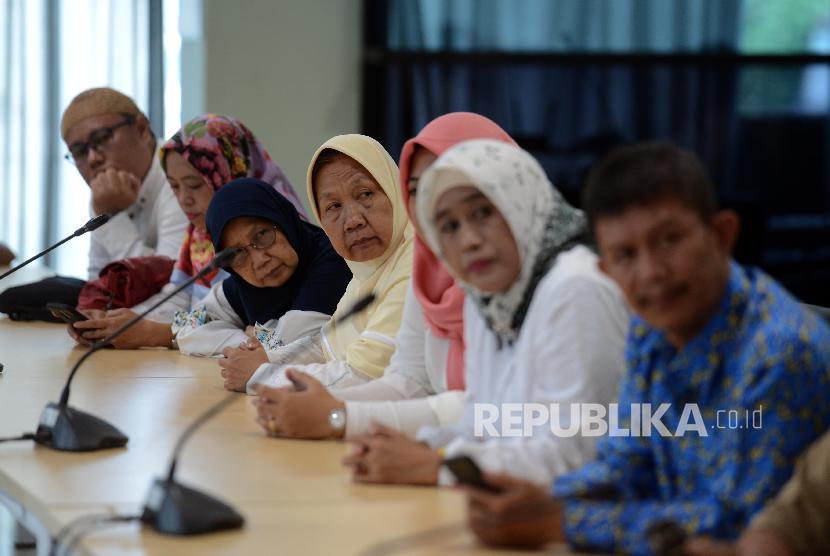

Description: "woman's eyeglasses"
228 226 280 270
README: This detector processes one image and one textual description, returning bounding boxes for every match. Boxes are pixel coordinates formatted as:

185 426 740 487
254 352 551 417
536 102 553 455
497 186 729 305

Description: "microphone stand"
140 393 243 535
0 214 111 281
140 292 376 535
34 248 240 452
0 214 110 375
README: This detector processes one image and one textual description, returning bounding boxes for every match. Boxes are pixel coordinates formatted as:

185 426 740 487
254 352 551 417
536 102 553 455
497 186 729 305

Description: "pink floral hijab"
160 114 308 295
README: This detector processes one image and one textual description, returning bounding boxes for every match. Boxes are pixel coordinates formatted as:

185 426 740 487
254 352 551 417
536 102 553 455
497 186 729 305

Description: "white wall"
203 0 362 217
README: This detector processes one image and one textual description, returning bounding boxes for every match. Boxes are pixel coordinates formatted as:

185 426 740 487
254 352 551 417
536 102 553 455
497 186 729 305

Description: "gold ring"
267 416 278 431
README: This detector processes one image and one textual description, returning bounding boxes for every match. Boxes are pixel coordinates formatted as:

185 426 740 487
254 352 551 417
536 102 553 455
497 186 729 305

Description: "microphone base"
35 402 128 452
141 478 244 535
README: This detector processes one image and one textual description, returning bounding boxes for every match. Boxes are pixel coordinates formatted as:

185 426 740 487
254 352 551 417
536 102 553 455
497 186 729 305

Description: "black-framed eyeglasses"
64 115 136 165
227 225 280 270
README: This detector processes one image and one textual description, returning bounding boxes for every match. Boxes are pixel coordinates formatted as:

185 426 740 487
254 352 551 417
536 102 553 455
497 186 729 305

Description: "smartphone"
442 455 501 492
46 303 89 324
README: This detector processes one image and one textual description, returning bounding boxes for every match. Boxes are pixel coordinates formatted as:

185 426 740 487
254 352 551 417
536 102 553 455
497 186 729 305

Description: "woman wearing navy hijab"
173 178 351 358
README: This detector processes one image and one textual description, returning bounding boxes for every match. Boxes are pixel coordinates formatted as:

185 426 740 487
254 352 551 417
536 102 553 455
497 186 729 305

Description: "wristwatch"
328 407 346 435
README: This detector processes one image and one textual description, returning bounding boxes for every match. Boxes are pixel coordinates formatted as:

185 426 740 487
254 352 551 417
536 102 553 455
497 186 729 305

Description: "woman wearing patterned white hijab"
418 138 632 484
345 139 630 487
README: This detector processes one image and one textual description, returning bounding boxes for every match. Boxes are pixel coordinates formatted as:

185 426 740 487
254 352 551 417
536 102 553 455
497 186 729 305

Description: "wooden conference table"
0 316 586 554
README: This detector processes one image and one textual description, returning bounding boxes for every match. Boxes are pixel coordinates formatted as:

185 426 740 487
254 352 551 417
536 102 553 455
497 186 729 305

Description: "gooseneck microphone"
140 291 377 536
333 292 376 323
0 214 110 414
140 393 243 535
33 247 241 452
0 213 111 281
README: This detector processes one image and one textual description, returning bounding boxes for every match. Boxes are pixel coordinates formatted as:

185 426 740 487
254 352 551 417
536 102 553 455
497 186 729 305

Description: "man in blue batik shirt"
461 142 830 555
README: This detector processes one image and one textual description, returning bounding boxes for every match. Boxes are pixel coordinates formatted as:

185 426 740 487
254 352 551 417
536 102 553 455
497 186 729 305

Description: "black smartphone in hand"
46 303 89 324
442 455 502 492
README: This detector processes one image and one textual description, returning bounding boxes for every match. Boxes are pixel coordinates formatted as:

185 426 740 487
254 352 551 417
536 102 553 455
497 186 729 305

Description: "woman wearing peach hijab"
250 114 518 449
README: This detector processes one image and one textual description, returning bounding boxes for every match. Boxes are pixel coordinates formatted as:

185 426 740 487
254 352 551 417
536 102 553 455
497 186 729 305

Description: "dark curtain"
362 0 830 304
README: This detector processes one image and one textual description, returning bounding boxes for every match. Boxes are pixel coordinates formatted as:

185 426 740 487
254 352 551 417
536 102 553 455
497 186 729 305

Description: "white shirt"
417 246 631 486
247 338 369 392
87 152 188 279
131 282 202 324
245 288 466 432
174 280 330 357
131 269 229 324
331 283 466 438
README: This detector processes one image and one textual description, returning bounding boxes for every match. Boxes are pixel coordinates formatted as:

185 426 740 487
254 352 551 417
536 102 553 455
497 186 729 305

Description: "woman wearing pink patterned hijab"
160 114 307 299
73 114 308 351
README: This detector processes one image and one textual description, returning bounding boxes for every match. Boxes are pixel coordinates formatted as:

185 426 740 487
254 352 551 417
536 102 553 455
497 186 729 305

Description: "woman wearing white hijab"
343 139 629 487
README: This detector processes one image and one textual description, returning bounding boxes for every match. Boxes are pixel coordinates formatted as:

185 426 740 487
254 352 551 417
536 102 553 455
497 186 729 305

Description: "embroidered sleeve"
171 305 209 334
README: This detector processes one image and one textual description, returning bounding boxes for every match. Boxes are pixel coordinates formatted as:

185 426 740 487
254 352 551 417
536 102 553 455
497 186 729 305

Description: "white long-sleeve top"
131 282 194 324
246 335 370 391
417 246 630 486
328 283 466 438
131 269 230 324
245 287 416 393
244 285 465 436
87 153 189 279
174 281 330 357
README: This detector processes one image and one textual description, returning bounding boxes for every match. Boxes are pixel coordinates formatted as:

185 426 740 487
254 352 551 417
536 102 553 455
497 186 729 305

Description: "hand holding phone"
442 455 502 492
46 303 89 324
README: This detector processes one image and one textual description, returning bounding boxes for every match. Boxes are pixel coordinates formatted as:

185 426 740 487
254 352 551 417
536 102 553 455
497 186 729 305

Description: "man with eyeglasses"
60 87 187 279
0 87 188 324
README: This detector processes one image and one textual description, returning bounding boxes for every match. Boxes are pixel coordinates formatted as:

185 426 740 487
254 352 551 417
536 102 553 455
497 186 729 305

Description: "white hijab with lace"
416 139 588 347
